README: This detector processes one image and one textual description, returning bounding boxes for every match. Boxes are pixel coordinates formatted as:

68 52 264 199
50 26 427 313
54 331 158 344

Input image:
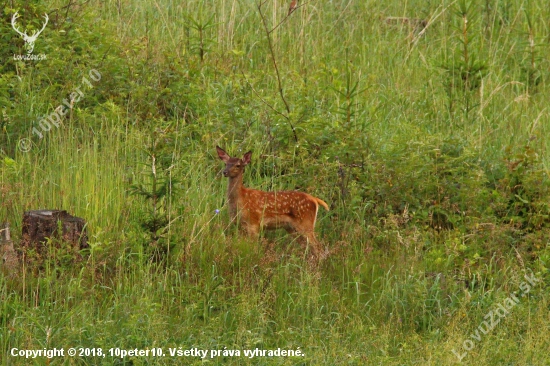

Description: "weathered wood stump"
20 210 88 262
1 222 19 277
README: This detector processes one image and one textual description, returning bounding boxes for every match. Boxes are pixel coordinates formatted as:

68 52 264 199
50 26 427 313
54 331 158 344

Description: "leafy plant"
185 7 218 63
440 0 487 118
332 54 367 128
497 143 550 230
129 121 178 259
519 8 543 93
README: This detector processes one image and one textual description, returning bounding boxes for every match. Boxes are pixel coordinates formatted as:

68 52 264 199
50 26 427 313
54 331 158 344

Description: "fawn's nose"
223 169 229 177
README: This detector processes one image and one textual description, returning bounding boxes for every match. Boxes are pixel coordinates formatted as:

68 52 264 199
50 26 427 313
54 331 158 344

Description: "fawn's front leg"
243 223 261 240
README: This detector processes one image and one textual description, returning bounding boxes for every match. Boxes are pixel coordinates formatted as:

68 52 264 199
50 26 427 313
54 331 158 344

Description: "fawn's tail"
314 197 329 211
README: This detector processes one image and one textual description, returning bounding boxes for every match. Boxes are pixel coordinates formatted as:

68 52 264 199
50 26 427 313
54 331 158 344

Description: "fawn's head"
216 146 252 178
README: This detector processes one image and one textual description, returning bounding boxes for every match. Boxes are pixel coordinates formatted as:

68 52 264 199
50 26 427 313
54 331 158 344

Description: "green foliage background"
1 0 549 364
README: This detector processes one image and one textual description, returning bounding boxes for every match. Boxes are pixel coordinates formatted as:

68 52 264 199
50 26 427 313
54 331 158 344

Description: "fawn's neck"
226 174 244 219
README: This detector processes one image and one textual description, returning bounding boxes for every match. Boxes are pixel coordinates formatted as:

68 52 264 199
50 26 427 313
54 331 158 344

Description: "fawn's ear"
242 151 252 165
216 146 229 162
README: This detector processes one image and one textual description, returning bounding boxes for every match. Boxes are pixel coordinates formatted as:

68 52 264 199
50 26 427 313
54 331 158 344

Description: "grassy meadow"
1 0 550 364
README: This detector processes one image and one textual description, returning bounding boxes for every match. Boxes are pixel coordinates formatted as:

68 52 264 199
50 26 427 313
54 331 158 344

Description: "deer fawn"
216 146 329 260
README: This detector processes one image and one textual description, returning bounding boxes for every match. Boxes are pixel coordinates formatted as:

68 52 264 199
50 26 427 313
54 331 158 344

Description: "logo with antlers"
11 12 49 54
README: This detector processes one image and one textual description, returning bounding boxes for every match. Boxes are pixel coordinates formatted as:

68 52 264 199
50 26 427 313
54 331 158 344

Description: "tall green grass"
1 0 549 364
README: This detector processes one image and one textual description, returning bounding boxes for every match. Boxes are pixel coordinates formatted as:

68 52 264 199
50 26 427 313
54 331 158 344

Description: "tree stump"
20 210 88 263
1 222 19 277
